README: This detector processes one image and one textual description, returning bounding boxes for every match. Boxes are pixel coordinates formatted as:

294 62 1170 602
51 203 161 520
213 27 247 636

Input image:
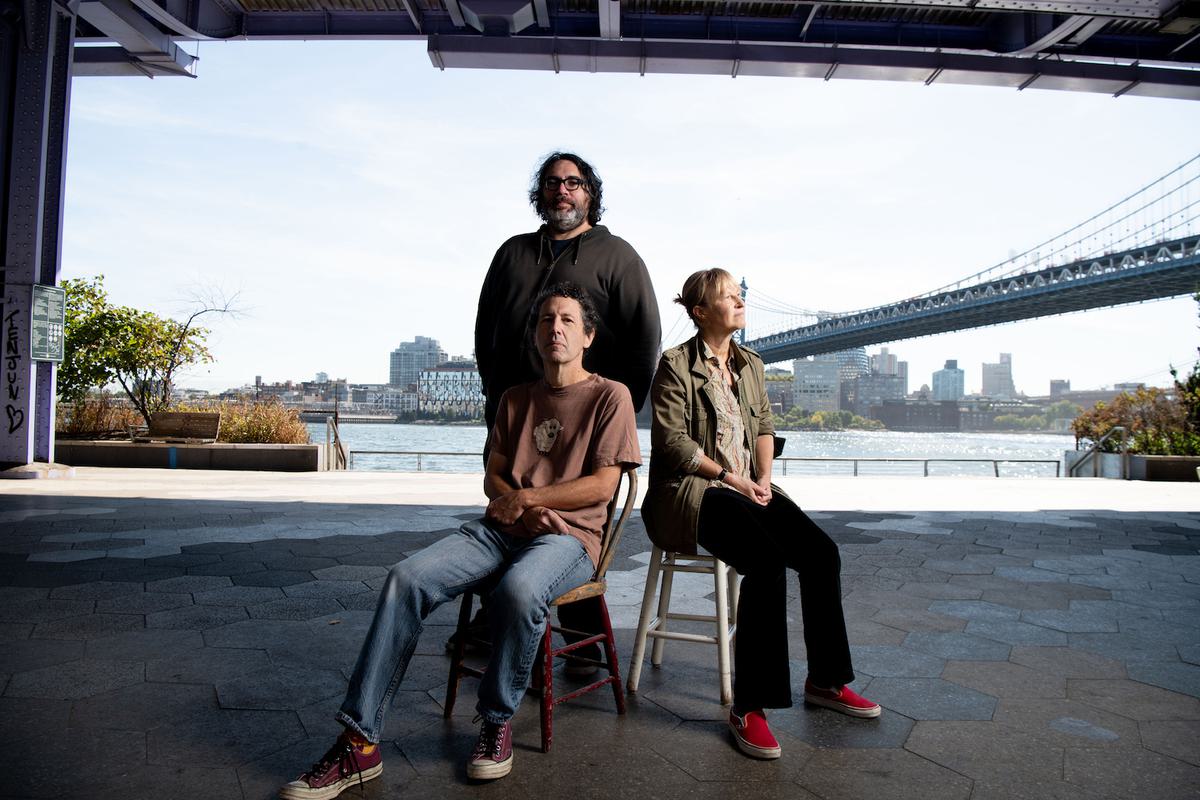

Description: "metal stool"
626 545 740 705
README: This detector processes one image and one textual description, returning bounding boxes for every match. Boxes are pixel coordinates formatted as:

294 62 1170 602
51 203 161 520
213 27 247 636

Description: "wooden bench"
130 411 222 444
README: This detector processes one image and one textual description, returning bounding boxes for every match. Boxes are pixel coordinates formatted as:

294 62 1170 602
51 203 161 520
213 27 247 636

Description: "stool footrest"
646 629 722 645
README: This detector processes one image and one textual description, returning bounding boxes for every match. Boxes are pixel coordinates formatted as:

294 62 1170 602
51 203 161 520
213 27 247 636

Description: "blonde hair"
674 268 735 327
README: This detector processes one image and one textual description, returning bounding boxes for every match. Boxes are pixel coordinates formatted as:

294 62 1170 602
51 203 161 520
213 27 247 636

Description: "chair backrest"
594 467 638 581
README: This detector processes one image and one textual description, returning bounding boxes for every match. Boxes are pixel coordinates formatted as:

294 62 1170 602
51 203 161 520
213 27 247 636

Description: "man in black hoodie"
475 152 661 439
469 152 661 670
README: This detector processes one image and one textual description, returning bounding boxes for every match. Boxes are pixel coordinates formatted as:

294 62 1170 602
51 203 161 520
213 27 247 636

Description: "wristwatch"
716 468 728 483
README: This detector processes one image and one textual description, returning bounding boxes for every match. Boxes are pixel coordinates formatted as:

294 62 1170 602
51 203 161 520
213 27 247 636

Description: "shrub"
173 401 310 444
56 394 142 439
1071 387 1199 455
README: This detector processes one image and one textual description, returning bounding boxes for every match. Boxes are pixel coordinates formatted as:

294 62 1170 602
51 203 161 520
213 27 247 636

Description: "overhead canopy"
72 0 1200 99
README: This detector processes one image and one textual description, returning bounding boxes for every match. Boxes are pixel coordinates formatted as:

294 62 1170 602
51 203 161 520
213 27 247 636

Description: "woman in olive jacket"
642 268 880 761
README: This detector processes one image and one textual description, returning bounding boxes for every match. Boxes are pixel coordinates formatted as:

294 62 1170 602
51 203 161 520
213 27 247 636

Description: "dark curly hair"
528 152 604 226
527 281 601 346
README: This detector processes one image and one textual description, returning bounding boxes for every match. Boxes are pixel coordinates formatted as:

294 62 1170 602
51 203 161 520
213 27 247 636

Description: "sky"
61 40 1200 397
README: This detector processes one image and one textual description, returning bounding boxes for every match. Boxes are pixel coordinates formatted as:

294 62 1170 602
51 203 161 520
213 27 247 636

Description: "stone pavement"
0 469 1197 799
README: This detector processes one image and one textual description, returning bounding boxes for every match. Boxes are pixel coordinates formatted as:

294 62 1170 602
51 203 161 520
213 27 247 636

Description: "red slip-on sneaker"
728 708 782 759
804 679 882 718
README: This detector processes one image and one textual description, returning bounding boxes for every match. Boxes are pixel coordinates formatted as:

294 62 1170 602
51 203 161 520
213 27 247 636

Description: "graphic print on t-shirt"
533 417 563 454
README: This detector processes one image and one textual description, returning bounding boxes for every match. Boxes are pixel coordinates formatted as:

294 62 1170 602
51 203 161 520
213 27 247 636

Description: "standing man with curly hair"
470 152 661 668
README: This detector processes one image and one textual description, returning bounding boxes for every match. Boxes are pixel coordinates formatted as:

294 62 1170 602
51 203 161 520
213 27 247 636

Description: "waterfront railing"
348 450 1061 477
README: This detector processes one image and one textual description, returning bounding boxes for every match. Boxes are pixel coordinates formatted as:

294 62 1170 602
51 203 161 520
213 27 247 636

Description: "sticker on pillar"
31 285 65 362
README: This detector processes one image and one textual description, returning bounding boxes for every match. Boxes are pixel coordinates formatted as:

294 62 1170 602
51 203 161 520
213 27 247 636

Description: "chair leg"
596 595 626 714
713 560 733 706
444 591 474 719
627 546 663 694
650 552 676 667
540 622 554 753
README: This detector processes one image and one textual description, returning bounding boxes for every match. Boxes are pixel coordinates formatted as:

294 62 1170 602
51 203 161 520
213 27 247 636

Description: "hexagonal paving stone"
147 706 307 768
146 646 272 683
203 618 313 650
992 698 1140 748
231 570 314 588
0 638 84 673
193 585 284 606
216 664 346 711
146 575 233 594
905 720 1065 784
6 727 146 798
95 591 194 614
0 598 93 623
928 600 1020 622
1068 678 1200 721
646 719 807 782
904 632 1012 661
246 597 343 621
848 645 946 678
964 619 1069 647
32 612 144 640
942 661 1066 699
312 564 388 582
146 604 249 630
796 746 973 800
1126 661 1200 698
5 659 143 700
48 581 143 600
1064 746 1200 798
69 681 217 731
860 678 996 720
84 628 204 661
1139 719 1200 766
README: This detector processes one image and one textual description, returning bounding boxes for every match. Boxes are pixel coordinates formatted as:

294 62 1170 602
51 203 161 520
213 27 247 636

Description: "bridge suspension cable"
924 152 1200 297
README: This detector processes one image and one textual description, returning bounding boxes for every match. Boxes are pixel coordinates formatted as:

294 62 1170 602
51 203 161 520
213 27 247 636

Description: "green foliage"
992 413 1046 431
1072 386 1199 455
1044 400 1083 422
60 276 216 425
774 406 885 431
59 277 115 405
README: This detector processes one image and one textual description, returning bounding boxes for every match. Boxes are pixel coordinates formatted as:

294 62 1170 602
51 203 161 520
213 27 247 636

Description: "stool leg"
444 591 474 718
713 559 733 706
650 552 676 666
627 546 663 694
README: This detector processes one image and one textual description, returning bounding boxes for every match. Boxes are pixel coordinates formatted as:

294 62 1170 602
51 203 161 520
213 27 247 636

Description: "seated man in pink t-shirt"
279 282 641 799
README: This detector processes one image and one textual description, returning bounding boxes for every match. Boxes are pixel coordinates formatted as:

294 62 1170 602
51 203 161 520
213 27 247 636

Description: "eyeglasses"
542 176 586 192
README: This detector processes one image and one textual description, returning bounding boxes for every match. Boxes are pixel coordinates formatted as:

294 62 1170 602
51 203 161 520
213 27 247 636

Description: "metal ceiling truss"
66 0 1200 98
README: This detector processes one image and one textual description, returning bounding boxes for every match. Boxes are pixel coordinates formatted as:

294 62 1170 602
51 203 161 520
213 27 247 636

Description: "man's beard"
544 202 587 233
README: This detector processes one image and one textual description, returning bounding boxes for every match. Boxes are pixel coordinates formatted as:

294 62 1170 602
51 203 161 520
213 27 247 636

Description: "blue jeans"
336 519 593 742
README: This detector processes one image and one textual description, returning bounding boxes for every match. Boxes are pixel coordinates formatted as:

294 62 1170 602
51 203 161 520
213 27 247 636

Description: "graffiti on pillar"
5 309 23 434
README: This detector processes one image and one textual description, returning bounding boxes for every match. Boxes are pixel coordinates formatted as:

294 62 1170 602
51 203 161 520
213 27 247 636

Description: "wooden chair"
444 467 638 752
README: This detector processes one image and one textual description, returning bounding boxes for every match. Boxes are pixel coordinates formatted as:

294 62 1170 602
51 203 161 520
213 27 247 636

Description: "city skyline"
60 41 1200 397
238 341 1147 401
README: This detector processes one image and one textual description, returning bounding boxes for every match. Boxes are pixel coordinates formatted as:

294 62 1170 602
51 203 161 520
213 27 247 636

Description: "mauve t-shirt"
490 374 641 565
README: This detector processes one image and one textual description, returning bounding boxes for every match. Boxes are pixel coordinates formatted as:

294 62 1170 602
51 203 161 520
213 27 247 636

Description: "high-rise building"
870 347 908 395
981 353 1016 398
1050 379 1071 398
418 360 484 419
932 359 965 402
792 354 840 413
389 336 447 388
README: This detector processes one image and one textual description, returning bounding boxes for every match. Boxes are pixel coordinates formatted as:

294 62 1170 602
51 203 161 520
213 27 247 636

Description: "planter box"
1063 450 1126 478
1128 455 1200 482
56 441 324 472
1064 451 1200 481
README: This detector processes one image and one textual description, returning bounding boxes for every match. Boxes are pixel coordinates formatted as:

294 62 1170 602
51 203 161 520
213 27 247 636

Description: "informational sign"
30 284 65 362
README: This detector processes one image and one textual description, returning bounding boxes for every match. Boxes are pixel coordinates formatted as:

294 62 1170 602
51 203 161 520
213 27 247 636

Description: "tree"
61 276 227 425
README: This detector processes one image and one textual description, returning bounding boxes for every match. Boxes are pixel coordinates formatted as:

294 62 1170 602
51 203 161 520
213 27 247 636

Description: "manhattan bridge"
731 152 1200 364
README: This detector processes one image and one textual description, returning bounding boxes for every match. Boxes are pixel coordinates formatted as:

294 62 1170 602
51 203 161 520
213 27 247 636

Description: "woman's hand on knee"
754 476 773 504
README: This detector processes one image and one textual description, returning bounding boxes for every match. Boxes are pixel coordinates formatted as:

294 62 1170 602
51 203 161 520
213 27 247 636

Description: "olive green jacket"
642 334 782 554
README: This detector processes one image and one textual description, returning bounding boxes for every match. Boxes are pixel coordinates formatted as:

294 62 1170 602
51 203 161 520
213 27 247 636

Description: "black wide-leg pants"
696 487 855 710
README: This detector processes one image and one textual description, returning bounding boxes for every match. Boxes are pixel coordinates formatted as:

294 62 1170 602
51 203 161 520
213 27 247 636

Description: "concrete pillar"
0 1 75 467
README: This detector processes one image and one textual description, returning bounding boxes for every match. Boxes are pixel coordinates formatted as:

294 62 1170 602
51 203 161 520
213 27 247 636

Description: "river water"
309 423 1074 478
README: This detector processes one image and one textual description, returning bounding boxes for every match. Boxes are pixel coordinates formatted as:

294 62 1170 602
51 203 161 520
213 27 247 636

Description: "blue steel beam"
745 235 1200 363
